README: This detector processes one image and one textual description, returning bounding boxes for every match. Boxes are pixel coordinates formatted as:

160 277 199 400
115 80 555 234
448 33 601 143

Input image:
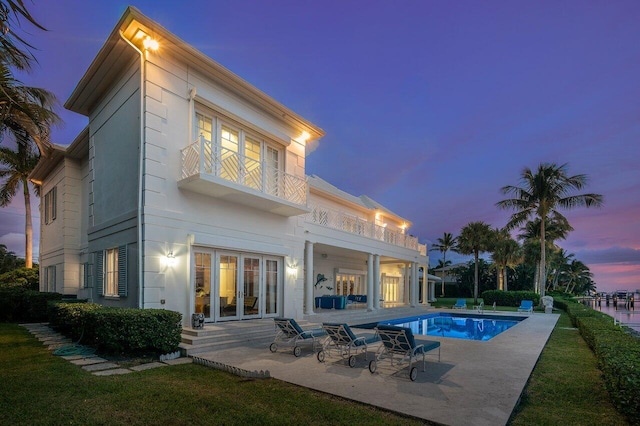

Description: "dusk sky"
1 1 638 293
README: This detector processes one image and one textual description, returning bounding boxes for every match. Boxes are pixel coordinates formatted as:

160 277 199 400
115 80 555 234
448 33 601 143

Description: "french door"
194 249 281 322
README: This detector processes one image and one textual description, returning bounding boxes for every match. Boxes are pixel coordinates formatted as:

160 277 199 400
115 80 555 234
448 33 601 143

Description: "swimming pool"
356 312 526 341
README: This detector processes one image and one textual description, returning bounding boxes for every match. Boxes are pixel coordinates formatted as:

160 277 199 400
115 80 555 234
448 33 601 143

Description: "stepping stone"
71 357 108 366
93 368 132 376
61 355 84 360
83 362 120 372
130 362 166 371
163 357 193 365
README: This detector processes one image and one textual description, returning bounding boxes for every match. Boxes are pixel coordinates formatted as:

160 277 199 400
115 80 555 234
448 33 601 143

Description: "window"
196 111 282 191
43 265 56 292
80 263 90 288
96 246 127 297
44 187 57 224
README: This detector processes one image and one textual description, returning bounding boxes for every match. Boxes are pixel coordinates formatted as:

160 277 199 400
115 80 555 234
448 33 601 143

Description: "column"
411 262 418 307
373 255 380 309
367 253 374 311
304 241 314 315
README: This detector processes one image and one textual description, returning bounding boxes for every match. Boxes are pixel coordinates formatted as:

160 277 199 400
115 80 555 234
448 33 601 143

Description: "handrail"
181 137 307 206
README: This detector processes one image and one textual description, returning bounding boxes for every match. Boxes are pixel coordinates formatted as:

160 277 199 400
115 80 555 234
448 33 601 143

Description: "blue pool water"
357 313 525 341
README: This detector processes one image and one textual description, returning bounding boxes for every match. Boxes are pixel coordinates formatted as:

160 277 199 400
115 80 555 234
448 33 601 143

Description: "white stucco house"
30 7 432 326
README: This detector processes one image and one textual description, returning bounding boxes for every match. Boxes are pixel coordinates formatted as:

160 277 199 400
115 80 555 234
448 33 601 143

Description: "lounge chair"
369 324 441 381
452 299 467 309
317 323 379 367
269 318 326 357
517 300 534 314
474 301 484 313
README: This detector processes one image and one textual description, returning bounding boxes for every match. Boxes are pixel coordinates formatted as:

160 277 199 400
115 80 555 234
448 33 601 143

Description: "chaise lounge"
269 317 326 357
517 300 534 314
452 299 467 309
317 323 379 367
369 324 441 381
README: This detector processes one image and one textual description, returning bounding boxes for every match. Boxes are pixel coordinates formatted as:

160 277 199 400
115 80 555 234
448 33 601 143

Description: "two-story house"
30 6 432 326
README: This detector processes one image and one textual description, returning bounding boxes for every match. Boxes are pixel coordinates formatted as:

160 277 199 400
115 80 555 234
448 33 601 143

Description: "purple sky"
1 1 638 292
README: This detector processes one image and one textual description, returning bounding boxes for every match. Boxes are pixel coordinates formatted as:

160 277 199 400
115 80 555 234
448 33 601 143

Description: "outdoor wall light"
286 260 298 278
166 251 176 268
297 131 310 143
134 29 159 51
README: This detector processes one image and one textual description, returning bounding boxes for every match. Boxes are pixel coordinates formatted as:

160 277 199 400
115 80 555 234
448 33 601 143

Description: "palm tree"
490 228 521 291
0 1 57 156
0 140 39 267
457 221 493 304
430 232 457 297
497 163 603 299
517 217 573 293
561 260 592 295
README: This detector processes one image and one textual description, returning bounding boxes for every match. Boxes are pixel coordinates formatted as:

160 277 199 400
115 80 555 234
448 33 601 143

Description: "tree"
517 217 573 293
561 259 592 295
497 163 603 299
0 0 58 156
0 141 39 267
430 232 457 297
456 221 493 304
490 228 521 291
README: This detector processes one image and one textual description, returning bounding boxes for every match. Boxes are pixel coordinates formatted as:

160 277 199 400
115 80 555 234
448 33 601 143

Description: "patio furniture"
452 299 467 309
517 300 534 314
474 301 484 313
269 317 326 357
369 324 441 381
317 323 379 367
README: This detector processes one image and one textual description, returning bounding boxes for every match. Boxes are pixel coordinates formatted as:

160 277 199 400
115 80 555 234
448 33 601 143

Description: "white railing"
181 137 308 206
306 203 422 252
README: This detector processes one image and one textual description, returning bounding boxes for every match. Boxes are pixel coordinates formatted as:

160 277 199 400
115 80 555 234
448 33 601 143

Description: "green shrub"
558 298 640 422
0 267 39 290
0 286 62 322
481 290 540 307
48 303 182 355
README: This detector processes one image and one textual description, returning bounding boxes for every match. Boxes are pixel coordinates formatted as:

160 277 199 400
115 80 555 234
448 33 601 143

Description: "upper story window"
44 187 57 224
196 112 282 193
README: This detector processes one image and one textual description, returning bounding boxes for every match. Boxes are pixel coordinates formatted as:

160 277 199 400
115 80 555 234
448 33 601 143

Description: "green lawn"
0 323 422 425
1 312 630 425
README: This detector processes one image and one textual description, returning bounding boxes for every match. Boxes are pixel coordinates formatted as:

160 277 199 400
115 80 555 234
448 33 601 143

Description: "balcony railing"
306 203 424 252
181 137 307 206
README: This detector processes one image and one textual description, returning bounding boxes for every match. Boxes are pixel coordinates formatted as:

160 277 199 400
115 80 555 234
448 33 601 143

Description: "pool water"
357 313 525 341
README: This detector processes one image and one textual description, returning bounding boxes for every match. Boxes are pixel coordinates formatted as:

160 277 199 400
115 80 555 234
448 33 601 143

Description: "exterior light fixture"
297 131 310 143
166 251 176 267
286 259 298 278
133 29 159 51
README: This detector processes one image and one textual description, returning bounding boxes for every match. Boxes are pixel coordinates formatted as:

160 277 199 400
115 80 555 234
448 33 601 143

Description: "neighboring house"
30 7 429 326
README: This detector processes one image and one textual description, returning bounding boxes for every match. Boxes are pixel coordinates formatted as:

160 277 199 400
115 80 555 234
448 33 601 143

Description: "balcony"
179 137 309 216
306 203 425 253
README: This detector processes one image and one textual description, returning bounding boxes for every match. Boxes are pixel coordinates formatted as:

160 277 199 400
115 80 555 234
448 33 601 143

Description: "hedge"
481 290 540 307
558 296 640 424
48 302 182 355
0 286 63 322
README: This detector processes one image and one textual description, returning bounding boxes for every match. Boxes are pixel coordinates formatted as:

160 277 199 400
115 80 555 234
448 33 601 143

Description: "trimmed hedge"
0 286 63 322
48 302 182 355
558 296 640 423
481 290 540 307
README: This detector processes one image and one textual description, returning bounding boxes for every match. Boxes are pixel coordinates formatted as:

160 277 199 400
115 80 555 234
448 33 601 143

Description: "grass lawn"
1 311 631 425
0 323 423 425
509 311 628 425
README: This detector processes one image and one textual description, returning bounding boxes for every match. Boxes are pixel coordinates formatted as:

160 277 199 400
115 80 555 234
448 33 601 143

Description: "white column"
304 241 314 315
367 253 374 311
373 255 380 309
411 262 418 307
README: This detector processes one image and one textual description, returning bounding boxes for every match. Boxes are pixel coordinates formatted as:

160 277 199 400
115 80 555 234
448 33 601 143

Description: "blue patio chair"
269 317 326 357
369 324 441 381
317 323 379 367
517 300 534 314
452 299 467 309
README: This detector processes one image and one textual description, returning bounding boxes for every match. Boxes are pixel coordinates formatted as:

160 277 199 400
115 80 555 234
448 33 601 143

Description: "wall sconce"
297 131 311 143
166 251 176 268
286 259 298 278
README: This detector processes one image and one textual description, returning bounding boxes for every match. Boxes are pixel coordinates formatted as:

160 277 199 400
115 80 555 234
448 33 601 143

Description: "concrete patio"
195 308 559 426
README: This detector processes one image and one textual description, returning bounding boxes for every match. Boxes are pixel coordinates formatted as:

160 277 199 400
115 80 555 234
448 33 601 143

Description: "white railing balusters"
180 138 307 206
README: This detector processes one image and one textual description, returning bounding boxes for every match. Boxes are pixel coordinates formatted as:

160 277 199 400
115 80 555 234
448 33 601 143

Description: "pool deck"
195 308 559 426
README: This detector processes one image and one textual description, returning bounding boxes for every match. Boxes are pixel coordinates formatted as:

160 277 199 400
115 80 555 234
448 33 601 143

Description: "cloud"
575 247 640 265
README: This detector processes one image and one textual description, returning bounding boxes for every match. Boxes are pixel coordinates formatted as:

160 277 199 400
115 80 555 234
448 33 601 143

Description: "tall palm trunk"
473 251 479 304
539 218 546 299
504 269 508 291
22 177 32 268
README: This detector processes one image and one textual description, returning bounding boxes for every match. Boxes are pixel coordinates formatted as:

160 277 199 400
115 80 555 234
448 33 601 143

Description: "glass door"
242 256 261 318
264 258 280 316
194 252 212 320
218 254 239 320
